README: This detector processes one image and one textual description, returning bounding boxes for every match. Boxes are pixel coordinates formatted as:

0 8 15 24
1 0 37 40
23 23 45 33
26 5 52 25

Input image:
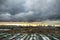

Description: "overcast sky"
0 0 60 21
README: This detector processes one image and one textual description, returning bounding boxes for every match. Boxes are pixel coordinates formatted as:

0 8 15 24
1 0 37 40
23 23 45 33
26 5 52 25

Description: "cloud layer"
0 0 60 21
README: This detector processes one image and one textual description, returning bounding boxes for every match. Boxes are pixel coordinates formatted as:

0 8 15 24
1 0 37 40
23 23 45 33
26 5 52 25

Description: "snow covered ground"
0 33 60 40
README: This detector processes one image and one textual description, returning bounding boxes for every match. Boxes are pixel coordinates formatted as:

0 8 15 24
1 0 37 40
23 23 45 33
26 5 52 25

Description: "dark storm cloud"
0 0 60 21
